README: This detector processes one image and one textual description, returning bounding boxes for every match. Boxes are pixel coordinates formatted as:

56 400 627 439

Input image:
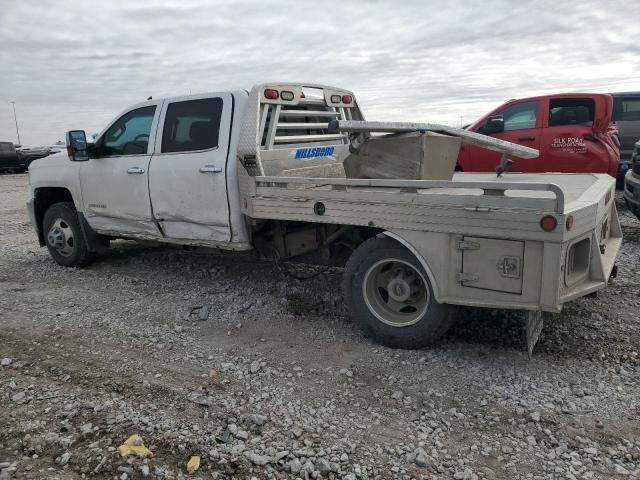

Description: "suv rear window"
613 97 640 121
161 98 223 153
549 98 595 126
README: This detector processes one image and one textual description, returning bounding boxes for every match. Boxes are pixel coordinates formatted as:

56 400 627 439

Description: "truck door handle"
518 136 536 141
199 165 222 173
126 167 145 174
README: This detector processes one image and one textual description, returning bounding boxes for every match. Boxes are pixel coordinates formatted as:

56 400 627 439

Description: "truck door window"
614 97 640 121
549 98 595 127
161 98 223 153
101 106 156 157
500 101 539 131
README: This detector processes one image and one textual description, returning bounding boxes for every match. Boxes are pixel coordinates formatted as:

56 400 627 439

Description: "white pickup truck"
27 83 621 353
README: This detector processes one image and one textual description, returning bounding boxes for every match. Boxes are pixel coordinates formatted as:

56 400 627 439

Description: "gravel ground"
1 172 639 480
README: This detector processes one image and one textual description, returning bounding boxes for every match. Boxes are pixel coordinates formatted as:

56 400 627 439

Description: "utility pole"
10 101 21 145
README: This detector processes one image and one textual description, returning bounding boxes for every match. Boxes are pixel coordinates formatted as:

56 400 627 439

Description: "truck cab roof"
505 92 613 103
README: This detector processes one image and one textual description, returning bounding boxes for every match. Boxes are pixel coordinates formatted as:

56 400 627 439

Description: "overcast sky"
1 0 638 145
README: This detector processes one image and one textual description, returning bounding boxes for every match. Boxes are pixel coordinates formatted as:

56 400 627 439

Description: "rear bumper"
558 236 622 304
558 204 622 305
623 170 640 212
617 162 632 187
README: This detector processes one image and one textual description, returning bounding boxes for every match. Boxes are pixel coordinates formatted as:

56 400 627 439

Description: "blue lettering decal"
293 146 336 161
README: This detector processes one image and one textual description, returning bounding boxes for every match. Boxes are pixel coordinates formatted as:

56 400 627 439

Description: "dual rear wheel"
343 236 456 349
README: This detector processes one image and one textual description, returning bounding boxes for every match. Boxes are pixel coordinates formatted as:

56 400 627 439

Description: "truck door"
79 103 162 236
148 93 232 242
464 100 542 172
613 94 640 163
539 96 617 175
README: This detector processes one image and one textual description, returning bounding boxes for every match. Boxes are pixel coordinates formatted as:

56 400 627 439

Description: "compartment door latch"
457 240 480 251
497 256 521 279
456 272 480 283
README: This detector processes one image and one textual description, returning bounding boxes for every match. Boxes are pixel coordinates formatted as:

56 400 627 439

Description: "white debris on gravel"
0 175 639 479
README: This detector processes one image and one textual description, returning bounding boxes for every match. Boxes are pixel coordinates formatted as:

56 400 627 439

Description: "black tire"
342 236 455 349
42 202 94 267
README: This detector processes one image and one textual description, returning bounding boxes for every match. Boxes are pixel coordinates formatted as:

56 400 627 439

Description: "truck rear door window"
161 98 223 153
549 98 595 127
613 97 640 121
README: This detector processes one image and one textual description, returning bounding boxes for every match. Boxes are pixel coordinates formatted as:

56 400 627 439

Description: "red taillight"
565 215 574 230
264 88 279 100
342 94 353 104
540 215 558 232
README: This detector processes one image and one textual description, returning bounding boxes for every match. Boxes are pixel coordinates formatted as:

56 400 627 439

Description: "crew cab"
458 93 620 179
27 83 621 353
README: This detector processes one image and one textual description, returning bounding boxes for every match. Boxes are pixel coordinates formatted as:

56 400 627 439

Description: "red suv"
457 93 619 178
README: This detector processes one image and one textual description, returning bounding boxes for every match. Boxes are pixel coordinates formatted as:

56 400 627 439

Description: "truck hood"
28 150 70 170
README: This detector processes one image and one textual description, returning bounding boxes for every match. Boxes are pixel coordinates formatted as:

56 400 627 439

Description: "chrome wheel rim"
47 218 75 257
362 258 429 327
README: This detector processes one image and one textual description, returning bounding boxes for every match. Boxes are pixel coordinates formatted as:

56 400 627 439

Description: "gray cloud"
1 0 638 144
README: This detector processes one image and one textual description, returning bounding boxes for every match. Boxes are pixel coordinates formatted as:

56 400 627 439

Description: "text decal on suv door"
294 146 335 160
551 137 587 154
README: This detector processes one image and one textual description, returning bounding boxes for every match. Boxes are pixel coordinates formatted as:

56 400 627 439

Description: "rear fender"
381 231 442 302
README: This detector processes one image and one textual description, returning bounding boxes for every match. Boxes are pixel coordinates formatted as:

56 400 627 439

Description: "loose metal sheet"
331 120 539 159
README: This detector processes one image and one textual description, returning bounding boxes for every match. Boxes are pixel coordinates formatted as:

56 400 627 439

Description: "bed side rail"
254 176 566 214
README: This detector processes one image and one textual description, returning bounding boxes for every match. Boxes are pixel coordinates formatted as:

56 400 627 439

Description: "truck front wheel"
343 236 455 349
43 202 94 267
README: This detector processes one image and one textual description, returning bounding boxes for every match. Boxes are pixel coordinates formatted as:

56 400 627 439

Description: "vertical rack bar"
265 104 281 150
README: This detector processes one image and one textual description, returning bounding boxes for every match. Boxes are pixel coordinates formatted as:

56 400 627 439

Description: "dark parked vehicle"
0 141 29 171
623 140 640 220
612 92 640 182
17 145 52 164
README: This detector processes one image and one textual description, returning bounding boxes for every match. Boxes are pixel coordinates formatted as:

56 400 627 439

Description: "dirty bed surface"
0 173 639 479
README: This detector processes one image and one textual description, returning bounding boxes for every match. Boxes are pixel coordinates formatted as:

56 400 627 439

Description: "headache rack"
258 89 360 150
238 84 366 177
